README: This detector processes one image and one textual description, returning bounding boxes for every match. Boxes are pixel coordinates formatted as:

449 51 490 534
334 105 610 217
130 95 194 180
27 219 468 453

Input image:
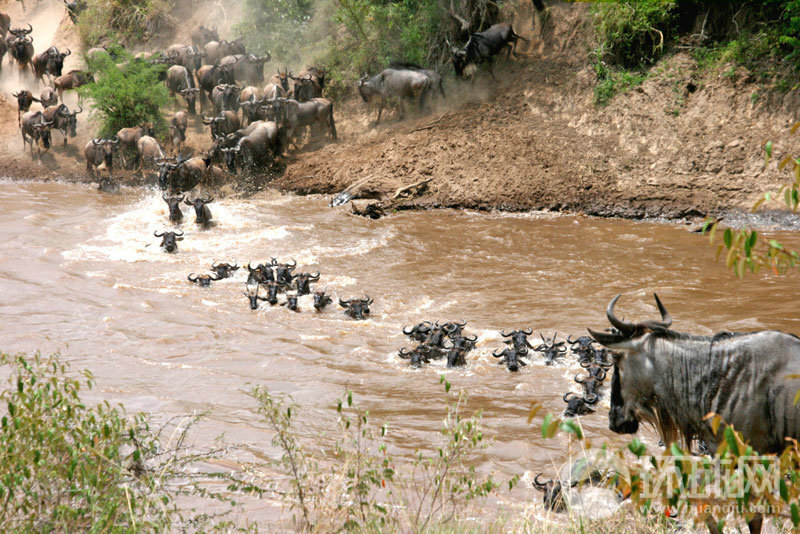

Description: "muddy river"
1 180 798 521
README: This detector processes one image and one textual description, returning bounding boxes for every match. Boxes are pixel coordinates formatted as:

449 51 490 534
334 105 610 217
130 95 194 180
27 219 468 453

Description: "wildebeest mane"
389 61 427 70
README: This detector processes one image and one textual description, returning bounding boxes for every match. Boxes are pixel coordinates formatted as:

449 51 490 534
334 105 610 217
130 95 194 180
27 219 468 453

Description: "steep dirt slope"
276 2 800 219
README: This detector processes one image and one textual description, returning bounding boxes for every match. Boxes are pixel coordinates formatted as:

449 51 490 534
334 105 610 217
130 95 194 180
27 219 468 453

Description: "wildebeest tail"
511 26 529 43
438 78 446 98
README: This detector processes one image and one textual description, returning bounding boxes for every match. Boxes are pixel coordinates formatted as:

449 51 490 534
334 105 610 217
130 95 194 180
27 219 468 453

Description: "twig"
410 116 445 133
391 178 432 200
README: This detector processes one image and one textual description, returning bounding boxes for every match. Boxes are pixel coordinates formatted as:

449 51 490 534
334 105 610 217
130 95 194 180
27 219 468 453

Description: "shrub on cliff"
78 48 169 138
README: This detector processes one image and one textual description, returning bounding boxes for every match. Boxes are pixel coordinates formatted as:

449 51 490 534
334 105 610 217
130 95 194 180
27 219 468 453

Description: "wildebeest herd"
2 3 528 194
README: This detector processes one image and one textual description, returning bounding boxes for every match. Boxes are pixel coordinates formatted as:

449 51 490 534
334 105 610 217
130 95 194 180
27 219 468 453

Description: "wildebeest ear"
587 328 625 347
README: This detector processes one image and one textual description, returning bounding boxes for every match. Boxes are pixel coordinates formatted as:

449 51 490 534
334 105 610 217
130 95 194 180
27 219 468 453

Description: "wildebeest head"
294 271 320 296
162 193 184 222
445 334 476 368
187 272 219 287
533 333 567 365
403 321 433 343
281 292 299 311
442 320 467 339
154 229 183 253
243 284 268 310
356 74 374 103
533 473 568 513
563 391 597 418
12 90 39 121
46 46 71 77
246 262 266 285
156 158 178 190
274 259 296 286
587 294 673 435
264 281 280 305
183 196 214 227
398 344 432 368
339 295 372 320
580 360 608 380
492 347 526 372
313 288 332 310
33 120 55 150
92 137 118 169
501 328 534 356
574 372 603 399
58 104 82 138
211 261 239 279
179 87 200 115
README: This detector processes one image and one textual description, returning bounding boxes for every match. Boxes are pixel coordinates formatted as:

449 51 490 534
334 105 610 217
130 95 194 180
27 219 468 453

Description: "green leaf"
780 478 789 503
723 228 733 248
765 140 773 159
724 426 739 455
559 419 584 440
792 503 800 526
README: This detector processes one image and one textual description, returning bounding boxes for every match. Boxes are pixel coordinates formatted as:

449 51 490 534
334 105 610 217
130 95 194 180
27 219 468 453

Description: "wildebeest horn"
402 325 415 335
363 295 373 305
500 330 512 337
92 138 101 145
338 298 350 307
606 294 636 336
639 293 673 331
154 231 164 237
567 335 577 344
74 105 83 114
464 335 477 342
443 323 456 333
64 48 71 57
522 328 533 335
24 23 32 34
574 374 585 384
533 473 548 490
174 230 184 236
596 368 607 380
563 392 577 402
584 393 599 405
188 273 198 282
579 360 592 369
110 136 119 145
492 349 505 358
398 348 411 358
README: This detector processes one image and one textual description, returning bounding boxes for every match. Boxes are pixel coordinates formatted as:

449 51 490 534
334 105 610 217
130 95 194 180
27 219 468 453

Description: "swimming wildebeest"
589 293 800 534
163 194 184 223
562 391 597 418
187 273 220 287
210 262 239 279
184 196 214 227
244 284 268 310
154 230 183 253
448 22 527 82
492 347 527 372
313 288 332 310
339 295 372 320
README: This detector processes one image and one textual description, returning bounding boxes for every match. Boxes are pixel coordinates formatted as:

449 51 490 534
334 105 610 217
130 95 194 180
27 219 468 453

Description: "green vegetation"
78 47 169 138
77 0 175 47
0 351 248 532
592 61 648 106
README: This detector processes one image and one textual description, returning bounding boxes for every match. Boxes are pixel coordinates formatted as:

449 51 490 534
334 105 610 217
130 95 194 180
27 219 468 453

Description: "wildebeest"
12 90 40 125
398 344 433 368
202 110 240 138
269 97 336 149
313 289 332 310
444 333 476 367
9 34 34 78
291 74 322 103
20 111 54 159
533 473 568 513
294 271 320 296
339 295 372 320
403 321 433 343
184 195 213 227
191 25 219 48
203 38 246 65
0 35 6 72
220 120 282 172
574 372 603 399
263 281 280 305
357 68 431 124
39 87 58 108
448 23 527 81
210 262 239 279
136 135 166 173
281 292 300 312
389 62 445 99
579 359 608 381
116 123 154 168
492 347 527 372
42 103 81 145
197 62 235 110
166 43 204 74
246 261 273 285
84 137 118 178
33 46 70 81
562 391 597 418
166 65 200 115
210 83 241 115
244 284 268 310
534 333 567 365
589 293 800 456
161 155 209 192
154 229 183 253
168 111 188 156
0 11 10 37
220 53 270 86
162 194 184 223
501 328 534 356
54 69 90 100
187 273 219 287
268 67 293 96
273 259 296 286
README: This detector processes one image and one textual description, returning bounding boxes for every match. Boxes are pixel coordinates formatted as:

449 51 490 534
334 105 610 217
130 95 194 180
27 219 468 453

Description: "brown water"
1 180 799 521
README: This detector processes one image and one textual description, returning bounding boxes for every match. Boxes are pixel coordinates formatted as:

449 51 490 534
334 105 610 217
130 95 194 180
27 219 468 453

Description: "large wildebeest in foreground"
448 22 527 81
20 111 54 159
357 68 431 124
589 293 800 534
42 103 82 145
33 46 70 81
166 65 200 115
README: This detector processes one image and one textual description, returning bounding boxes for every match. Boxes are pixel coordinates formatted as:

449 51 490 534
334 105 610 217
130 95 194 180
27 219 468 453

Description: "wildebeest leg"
487 62 497 81
376 99 384 124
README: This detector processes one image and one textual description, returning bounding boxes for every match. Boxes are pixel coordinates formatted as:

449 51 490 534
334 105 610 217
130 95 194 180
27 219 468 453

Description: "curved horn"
522 328 532 335
339 297 349 307
579 360 592 369
403 325 415 335
398 348 411 358
187 273 198 282
563 392 577 402
640 293 673 330
154 231 164 237
64 48 71 57
596 368 607 381
585 392 599 405
606 294 636 336
500 330 513 337
574 374 585 384
492 349 506 358
464 335 477 342
25 23 33 34
533 474 548 490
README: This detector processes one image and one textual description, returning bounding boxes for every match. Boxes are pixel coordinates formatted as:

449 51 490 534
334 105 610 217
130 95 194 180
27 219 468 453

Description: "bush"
0 352 249 532
78 47 169 138
76 0 175 47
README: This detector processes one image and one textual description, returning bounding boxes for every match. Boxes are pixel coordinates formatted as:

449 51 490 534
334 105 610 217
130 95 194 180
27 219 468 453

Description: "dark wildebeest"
166 156 208 192
154 230 183 253
574 372 603 399
263 282 280 305
166 43 204 74
389 62 445 99
269 97 336 149
533 473 568 513
210 83 241 115
281 292 300 312
244 284 268 310
191 25 219 48
398 344 433 368
273 259 296 287
533 333 567 365
168 111 188 156
589 293 800 534
54 69 89 101
0 11 10 38
33 46 70 81
220 53 270 86
20 111 54 159
184 196 214 227
357 68 431 124
501 328 534 356
116 123 154 168
492 347 527 372
313 289 332 310
39 87 58 108
294 271 320 296
162 194 184 223
12 90 40 125
403 321 433 343
220 121 282 173
291 74 322 103
197 62 235 111
268 67 293 96
203 38 246 65
563 391 597 418
339 296 372 320
42 103 81 145
187 273 219 287
202 110 240 138
0 34 6 73
210 262 239 279
246 262 268 285
9 34 34 78
448 23 528 82
166 65 200 115
444 334 476 368
84 137 118 178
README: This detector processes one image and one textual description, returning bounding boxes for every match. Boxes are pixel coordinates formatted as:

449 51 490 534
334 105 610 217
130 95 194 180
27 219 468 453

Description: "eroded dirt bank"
2 2 800 220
